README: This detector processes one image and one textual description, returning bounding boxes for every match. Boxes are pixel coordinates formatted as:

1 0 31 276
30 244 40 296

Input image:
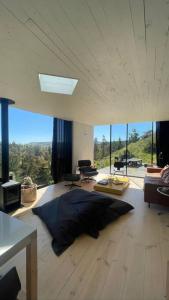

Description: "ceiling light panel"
39 74 78 95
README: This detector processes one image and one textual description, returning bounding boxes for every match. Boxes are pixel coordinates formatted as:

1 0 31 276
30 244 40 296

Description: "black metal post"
0 98 15 183
126 124 128 176
151 122 154 165
1 101 9 182
110 125 112 174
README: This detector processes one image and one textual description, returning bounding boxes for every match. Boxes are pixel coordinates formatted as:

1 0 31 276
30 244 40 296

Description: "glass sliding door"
127 122 153 177
94 125 110 174
110 124 127 175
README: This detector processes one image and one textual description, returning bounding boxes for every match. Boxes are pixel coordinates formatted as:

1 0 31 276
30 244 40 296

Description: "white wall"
72 122 94 172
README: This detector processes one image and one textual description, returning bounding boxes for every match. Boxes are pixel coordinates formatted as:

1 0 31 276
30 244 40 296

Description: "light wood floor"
1 178 169 300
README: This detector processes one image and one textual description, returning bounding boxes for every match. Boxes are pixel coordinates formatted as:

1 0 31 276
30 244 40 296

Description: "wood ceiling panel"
0 0 169 124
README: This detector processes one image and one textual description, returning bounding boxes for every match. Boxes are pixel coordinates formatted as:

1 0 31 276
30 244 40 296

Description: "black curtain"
156 121 169 167
51 118 72 183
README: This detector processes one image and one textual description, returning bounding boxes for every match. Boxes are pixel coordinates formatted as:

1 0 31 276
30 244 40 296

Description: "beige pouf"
21 184 37 203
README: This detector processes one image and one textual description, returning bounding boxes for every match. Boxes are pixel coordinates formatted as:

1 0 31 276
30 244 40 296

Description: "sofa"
144 167 169 207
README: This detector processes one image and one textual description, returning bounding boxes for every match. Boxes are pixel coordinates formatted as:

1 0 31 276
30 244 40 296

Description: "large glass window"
94 125 110 174
94 121 156 178
9 108 53 186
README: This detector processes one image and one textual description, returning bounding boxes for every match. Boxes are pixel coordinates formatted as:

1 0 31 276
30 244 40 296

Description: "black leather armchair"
78 160 98 181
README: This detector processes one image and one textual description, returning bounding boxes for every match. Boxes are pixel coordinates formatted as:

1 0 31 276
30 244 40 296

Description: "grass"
95 135 156 169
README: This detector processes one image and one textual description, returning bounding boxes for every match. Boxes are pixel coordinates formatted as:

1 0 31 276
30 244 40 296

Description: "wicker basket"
21 184 37 203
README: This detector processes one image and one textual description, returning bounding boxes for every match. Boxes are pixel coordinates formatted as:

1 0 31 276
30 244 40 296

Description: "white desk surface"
0 211 36 265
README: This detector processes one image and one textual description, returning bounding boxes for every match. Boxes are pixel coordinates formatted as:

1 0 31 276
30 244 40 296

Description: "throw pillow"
161 165 169 184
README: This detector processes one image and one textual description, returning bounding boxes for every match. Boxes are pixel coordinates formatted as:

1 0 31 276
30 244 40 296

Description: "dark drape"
156 121 169 167
51 118 72 183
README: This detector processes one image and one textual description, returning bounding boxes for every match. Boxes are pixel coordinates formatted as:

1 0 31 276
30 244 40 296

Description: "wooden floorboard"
1 178 169 300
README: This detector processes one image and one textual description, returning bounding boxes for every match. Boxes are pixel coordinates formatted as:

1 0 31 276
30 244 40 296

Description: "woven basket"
21 184 37 203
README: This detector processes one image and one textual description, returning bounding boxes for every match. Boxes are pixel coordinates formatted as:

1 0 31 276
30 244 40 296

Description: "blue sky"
9 108 53 144
2 107 154 144
94 122 154 141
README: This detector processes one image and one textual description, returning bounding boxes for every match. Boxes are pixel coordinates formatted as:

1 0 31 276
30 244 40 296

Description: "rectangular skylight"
39 74 78 95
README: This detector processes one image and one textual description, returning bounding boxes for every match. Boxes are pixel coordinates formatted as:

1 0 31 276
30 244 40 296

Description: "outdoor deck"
98 165 147 178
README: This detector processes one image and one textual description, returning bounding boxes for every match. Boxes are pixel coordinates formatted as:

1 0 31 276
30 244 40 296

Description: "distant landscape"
94 129 156 170
9 141 53 185
0 128 156 184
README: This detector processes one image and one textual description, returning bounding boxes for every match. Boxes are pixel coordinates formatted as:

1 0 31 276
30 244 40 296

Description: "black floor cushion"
97 200 134 230
32 189 134 255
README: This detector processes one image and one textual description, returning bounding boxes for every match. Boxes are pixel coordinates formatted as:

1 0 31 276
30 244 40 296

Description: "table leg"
26 232 37 300
167 261 169 300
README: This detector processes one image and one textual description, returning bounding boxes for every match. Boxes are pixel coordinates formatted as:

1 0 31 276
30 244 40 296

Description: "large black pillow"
109 199 134 215
32 189 113 255
87 198 134 232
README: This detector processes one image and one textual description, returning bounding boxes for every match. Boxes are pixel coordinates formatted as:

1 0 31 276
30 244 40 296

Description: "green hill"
95 135 156 169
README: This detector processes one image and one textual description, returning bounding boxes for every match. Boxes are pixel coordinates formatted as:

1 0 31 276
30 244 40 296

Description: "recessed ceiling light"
39 74 78 95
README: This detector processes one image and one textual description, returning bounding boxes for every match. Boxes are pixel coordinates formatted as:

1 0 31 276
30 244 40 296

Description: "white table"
0 211 37 300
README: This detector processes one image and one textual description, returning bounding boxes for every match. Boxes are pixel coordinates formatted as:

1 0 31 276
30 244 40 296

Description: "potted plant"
21 176 37 203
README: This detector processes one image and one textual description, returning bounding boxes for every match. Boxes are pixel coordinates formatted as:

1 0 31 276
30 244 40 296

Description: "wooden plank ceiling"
0 0 169 125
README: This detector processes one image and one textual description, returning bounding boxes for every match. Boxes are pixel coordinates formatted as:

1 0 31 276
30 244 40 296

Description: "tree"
101 135 107 158
129 129 139 143
94 137 99 160
9 142 53 185
117 137 122 150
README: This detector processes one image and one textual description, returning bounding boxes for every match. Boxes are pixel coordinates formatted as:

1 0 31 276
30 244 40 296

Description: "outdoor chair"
113 161 125 176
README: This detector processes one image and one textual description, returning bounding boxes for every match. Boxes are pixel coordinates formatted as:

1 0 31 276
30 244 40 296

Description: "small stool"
64 174 81 188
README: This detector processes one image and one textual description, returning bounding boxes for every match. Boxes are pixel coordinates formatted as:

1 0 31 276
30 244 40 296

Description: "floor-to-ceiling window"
94 125 110 174
9 107 53 186
94 121 156 178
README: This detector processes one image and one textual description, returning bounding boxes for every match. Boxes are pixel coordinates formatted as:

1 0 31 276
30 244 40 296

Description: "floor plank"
1 178 169 300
